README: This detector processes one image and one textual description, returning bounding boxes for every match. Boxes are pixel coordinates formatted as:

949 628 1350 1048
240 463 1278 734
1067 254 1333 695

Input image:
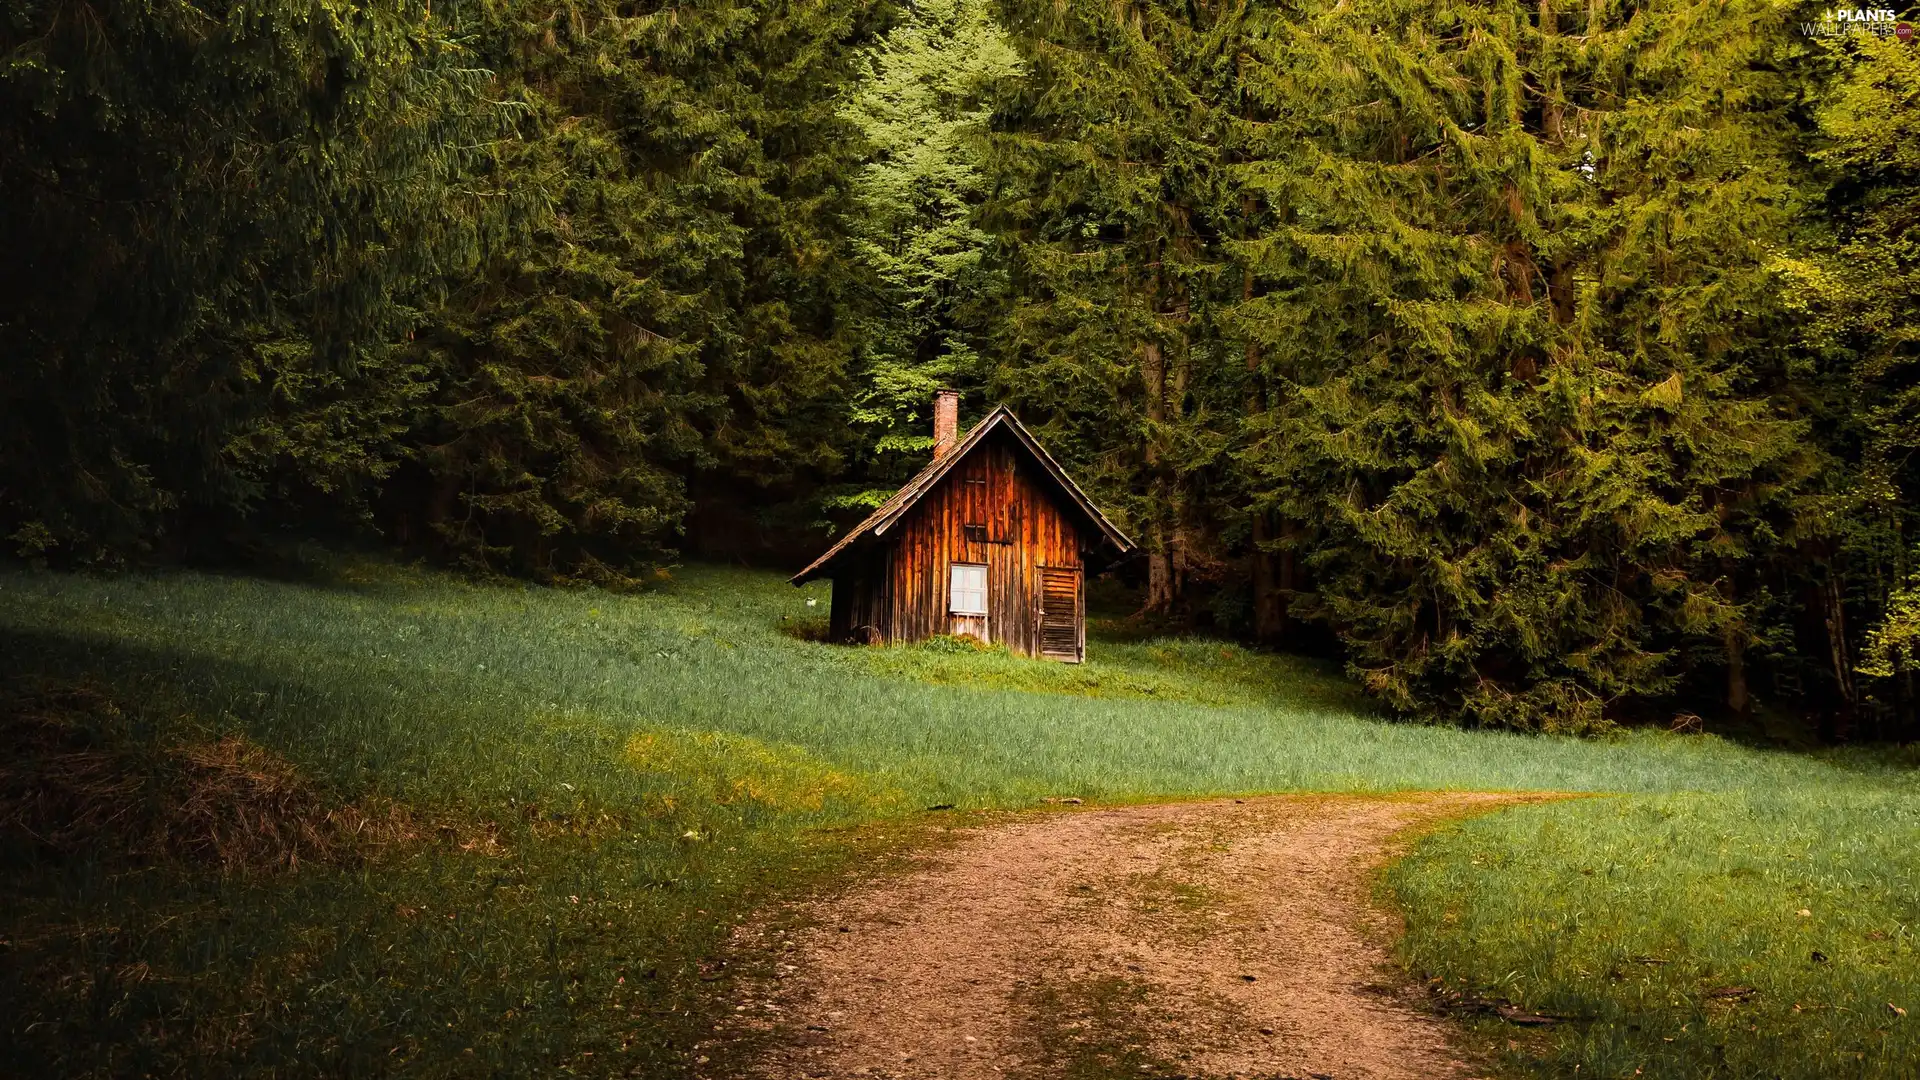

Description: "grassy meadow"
1 555 1916 1078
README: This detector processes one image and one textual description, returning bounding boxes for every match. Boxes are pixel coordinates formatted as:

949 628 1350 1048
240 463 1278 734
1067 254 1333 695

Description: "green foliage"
0 0 888 581
1810 34 1920 718
395 0 886 582
836 0 1023 503
5 0 1920 735
1248 0 1822 731
986 0 1822 730
1819 34 1920 474
0 0 505 557
1861 569 1920 679
984 0 1240 612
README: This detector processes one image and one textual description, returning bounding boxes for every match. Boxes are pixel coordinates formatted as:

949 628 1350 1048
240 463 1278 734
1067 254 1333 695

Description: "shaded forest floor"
0 555 1916 1078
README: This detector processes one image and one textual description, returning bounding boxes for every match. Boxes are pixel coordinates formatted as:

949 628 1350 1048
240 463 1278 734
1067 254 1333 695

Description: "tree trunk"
1172 523 1190 609
1823 573 1857 708
1724 575 1751 719
1538 0 1564 141
1169 316 1192 614
1537 0 1575 331
1277 516 1298 637
1242 252 1286 643
1894 521 1910 739
1147 529 1174 615
1252 510 1279 642
1726 624 1751 719
1548 262 1575 325
1141 329 1173 615
424 467 466 548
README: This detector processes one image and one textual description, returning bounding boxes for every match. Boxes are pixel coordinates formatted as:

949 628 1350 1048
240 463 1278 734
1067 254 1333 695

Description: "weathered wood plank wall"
829 548 891 641
873 431 1084 657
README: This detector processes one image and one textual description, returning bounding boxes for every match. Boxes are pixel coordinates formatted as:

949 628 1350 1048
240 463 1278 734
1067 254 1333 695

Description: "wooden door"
1038 566 1082 662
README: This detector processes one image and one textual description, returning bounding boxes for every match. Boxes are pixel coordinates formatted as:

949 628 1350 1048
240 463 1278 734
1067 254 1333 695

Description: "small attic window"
950 563 987 616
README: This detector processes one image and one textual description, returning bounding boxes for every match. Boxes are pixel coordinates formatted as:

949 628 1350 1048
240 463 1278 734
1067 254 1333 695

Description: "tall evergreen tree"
985 0 1822 727
985 0 1242 615
0 0 502 560
1231 0 1817 729
399 0 887 581
836 0 1021 508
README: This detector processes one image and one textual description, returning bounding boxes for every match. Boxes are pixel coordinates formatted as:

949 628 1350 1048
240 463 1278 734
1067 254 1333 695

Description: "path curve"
709 793 1522 1080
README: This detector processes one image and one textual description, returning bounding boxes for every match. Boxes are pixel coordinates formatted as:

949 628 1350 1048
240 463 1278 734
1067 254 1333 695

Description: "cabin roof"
790 405 1135 585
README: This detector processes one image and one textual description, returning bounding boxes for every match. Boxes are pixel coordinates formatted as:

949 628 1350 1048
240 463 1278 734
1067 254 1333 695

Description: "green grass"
1389 791 1920 1078
0 555 1916 1077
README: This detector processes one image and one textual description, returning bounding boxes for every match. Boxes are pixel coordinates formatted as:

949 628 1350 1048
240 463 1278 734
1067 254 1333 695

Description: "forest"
5 0 1920 738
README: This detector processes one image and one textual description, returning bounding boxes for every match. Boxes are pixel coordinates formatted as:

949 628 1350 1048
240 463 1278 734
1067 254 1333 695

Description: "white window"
950 563 988 616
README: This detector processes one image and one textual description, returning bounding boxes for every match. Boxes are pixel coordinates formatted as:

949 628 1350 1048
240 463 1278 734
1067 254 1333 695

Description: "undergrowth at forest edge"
0 556 1916 1078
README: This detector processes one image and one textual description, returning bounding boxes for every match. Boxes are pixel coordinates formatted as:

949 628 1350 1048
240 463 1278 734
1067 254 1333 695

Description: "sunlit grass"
1389 788 1920 1079
0 554 1915 1077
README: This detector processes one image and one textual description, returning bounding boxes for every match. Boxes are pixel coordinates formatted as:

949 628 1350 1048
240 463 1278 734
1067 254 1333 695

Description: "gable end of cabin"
795 399 1132 663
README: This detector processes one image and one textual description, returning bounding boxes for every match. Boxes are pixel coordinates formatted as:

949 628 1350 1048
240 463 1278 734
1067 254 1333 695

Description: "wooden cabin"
791 392 1135 662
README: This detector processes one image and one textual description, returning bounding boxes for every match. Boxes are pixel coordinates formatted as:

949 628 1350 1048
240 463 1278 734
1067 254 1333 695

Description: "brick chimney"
932 389 960 459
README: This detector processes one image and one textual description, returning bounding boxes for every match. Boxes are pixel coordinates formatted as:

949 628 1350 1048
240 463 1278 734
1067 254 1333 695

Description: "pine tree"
0 0 503 560
1232 0 1817 729
401 0 887 581
982 0 1822 726
835 0 1022 509
984 0 1242 615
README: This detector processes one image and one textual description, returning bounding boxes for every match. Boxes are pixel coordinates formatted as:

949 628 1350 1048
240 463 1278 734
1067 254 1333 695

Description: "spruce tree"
1232 0 1816 729
836 0 1022 509
403 0 886 581
0 0 501 560
985 0 1241 615
983 0 1822 726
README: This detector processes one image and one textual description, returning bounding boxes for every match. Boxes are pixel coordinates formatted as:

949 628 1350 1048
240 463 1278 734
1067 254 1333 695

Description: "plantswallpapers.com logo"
1801 7 1915 39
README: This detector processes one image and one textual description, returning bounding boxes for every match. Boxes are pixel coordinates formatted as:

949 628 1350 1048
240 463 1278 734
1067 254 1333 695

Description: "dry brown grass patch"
0 684 503 876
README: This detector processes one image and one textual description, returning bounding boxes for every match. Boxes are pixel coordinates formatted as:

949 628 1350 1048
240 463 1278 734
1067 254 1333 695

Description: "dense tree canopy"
397 0 886 583
1814 31 1920 731
3 0 1918 734
835 0 1020 508
1231 0 1820 731
0 0 503 558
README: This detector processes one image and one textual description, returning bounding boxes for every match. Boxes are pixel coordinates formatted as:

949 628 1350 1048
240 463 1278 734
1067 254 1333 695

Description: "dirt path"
708 793 1521 1080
